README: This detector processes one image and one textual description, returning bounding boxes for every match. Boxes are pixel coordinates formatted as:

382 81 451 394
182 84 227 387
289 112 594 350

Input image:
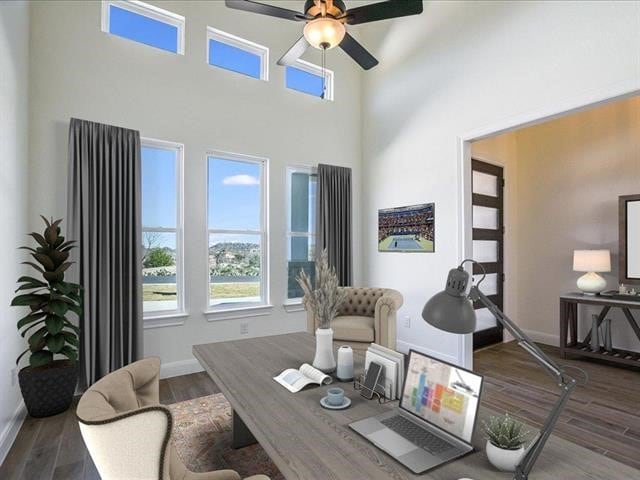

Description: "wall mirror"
619 194 640 285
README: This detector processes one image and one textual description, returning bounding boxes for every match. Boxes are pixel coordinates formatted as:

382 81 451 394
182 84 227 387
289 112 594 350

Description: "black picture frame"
619 194 640 285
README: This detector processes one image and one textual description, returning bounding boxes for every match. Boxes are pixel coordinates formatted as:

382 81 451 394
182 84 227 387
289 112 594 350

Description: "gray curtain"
67 118 143 389
317 164 352 286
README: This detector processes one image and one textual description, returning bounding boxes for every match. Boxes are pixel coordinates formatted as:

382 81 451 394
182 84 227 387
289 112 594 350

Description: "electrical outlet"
403 315 411 328
240 322 249 335
11 367 18 387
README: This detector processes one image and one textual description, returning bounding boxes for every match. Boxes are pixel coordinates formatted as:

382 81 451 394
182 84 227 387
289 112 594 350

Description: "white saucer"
320 396 351 410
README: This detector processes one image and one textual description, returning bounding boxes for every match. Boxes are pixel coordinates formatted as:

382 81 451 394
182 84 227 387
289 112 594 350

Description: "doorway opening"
464 93 640 470
463 92 639 357
456 84 639 366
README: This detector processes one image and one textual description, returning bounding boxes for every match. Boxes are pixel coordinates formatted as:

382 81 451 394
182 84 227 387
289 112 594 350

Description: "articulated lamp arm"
469 286 577 480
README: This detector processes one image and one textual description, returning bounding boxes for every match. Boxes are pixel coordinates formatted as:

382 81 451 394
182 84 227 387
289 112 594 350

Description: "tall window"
287 167 317 300
208 153 268 309
141 140 183 315
101 1 185 54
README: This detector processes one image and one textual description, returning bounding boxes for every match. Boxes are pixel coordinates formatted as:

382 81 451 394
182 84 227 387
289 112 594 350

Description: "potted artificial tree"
11 216 81 417
483 414 530 472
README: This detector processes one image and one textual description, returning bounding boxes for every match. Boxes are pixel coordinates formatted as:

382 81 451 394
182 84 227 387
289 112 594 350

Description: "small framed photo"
378 203 435 253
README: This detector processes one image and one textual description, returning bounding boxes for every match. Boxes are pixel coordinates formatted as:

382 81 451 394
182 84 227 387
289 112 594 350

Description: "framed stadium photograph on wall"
378 203 435 252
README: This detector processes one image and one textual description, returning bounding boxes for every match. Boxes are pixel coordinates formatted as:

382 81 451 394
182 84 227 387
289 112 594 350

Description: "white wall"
474 96 640 350
28 1 362 371
0 1 29 463
360 0 640 366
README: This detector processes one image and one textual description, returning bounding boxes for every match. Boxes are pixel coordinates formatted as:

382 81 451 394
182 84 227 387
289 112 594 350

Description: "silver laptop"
349 349 483 474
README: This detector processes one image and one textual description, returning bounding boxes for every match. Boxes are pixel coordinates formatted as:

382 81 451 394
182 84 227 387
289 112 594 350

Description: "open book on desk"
273 363 333 393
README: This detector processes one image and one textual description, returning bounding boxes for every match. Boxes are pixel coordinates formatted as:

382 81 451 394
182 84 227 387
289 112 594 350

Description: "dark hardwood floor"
474 341 640 470
0 372 219 480
1 342 639 479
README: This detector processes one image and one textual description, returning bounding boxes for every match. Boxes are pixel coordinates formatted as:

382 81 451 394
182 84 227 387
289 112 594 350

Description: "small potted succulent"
11 217 82 417
483 414 529 472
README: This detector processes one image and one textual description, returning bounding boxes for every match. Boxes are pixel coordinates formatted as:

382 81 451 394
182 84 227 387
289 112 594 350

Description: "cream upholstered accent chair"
305 287 403 351
77 357 269 480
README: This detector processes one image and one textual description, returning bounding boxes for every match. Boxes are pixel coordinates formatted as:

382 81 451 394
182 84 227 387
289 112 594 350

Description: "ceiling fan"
225 0 424 70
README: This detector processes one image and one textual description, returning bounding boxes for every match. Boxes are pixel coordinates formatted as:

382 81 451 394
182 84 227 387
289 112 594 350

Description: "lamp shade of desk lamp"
421 266 476 334
573 249 611 295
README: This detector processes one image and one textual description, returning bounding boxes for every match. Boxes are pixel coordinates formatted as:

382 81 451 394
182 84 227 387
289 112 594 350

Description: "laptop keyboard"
381 415 454 455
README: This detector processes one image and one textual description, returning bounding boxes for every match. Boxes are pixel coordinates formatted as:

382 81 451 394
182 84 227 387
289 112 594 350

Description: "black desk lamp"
421 260 577 480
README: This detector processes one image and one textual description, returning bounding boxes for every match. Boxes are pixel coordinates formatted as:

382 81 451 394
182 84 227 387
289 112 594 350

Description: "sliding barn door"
471 159 504 349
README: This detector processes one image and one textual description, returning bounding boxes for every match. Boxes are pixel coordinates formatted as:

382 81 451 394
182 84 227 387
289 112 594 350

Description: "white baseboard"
0 400 26 466
520 329 559 347
396 340 459 365
160 358 203 379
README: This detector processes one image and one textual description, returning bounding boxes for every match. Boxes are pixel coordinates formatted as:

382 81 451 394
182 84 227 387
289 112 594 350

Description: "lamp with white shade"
573 249 611 295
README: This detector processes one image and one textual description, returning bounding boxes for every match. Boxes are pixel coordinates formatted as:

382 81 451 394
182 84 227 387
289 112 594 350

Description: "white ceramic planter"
313 328 336 373
486 440 525 472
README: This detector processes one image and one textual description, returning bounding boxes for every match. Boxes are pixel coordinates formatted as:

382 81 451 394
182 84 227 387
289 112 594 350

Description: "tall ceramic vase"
313 328 336 373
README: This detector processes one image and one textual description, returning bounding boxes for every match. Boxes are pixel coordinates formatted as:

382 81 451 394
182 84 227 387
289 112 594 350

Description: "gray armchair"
305 287 403 350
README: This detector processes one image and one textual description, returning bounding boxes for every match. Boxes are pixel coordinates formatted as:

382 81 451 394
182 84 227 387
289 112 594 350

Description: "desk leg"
232 410 257 449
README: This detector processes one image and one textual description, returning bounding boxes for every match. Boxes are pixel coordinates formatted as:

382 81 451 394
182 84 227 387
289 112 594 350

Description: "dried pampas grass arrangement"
297 249 347 329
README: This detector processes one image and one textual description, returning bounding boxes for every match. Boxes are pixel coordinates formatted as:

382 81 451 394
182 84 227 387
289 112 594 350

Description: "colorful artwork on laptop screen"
400 352 482 443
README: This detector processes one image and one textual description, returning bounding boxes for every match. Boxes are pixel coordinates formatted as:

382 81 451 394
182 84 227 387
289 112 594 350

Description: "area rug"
169 393 284 480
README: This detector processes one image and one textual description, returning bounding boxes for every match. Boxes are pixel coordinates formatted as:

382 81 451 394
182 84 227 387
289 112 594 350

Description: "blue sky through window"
142 145 177 232
208 39 261 79
109 5 178 53
286 66 324 98
208 157 262 232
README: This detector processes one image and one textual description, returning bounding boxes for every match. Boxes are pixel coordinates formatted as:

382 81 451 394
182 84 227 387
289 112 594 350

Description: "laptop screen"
400 350 483 444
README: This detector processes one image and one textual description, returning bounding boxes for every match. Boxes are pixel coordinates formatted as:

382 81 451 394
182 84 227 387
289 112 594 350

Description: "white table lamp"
573 249 611 295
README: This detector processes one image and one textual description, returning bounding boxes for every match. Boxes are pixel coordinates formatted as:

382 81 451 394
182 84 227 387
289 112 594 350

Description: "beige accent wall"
472 96 640 350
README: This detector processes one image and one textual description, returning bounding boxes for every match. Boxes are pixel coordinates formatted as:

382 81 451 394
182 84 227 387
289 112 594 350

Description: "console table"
559 292 640 366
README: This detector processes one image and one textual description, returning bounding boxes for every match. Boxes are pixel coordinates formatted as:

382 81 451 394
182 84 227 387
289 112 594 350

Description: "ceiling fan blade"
344 0 423 25
225 0 306 22
339 33 378 70
277 36 310 66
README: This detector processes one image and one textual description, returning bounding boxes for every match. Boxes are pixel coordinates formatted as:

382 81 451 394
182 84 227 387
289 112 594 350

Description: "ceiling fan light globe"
303 18 345 50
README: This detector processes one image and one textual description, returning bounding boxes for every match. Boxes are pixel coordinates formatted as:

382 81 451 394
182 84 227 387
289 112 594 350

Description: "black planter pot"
18 360 78 418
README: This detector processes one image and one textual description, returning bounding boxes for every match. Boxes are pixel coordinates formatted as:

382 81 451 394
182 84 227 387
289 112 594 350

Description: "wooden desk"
194 332 637 479
559 292 640 367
